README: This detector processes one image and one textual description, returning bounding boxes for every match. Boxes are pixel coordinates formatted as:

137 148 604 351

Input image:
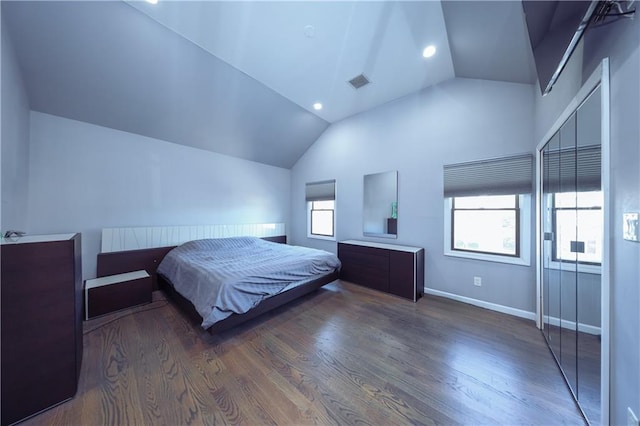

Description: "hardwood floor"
23 281 586 425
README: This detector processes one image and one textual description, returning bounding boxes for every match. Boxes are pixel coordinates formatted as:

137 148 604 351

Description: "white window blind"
305 180 336 202
443 154 534 197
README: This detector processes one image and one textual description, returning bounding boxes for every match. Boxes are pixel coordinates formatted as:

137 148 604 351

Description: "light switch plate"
623 212 639 241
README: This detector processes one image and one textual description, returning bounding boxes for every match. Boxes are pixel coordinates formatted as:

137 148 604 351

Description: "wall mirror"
363 170 398 238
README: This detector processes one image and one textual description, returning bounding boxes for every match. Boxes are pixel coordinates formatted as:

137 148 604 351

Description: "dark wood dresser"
338 240 424 301
1 233 83 426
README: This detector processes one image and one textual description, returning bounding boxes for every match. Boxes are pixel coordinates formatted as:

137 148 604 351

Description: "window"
310 200 335 237
306 180 336 240
553 191 602 264
451 195 519 257
443 153 533 265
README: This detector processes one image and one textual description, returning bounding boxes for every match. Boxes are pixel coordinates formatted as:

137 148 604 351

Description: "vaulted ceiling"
2 1 536 168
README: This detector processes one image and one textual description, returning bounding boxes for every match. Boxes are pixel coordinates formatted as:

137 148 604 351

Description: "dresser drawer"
338 240 424 301
338 243 389 292
85 270 151 319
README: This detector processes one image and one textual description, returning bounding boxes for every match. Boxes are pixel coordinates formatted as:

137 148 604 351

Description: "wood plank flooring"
22 281 586 425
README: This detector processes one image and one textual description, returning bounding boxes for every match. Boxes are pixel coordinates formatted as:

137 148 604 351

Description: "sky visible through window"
311 200 334 236
453 195 517 256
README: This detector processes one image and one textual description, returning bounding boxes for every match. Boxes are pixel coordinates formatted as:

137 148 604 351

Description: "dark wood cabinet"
339 243 389 293
338 240 424 301
1 233 83 426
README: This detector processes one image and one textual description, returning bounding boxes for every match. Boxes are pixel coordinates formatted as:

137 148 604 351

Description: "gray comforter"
157 237 341 328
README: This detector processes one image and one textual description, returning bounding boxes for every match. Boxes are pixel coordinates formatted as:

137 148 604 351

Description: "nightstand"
85 270 151 320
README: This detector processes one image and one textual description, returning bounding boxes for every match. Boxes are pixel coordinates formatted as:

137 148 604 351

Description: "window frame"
444 194 531 266
309 200 335 238
305 180 337 241
450 195 521 258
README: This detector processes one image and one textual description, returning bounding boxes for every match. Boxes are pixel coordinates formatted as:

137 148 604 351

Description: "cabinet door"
1 240 77 425
388 251 415 300
338 244 389 292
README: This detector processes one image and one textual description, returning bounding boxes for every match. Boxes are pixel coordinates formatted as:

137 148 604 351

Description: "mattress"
157 236 341 328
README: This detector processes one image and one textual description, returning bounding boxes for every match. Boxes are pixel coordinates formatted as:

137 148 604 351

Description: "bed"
97 235 340 333
157 236 341 330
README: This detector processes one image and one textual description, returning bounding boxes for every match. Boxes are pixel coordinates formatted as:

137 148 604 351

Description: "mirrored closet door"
540 84 603 425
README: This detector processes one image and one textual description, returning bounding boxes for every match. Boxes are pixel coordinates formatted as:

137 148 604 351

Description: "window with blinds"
443 154 533 263
444 154 534 198
306 180 336 239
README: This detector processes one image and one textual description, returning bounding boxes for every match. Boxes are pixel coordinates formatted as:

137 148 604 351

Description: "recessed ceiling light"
146 0 158 4
313 103 323 111
422 45 436 58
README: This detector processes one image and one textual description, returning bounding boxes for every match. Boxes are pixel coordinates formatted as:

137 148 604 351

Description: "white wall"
534 16 640 426
27 112 291 280
1 14 30 232
291 77 537 314
584 17 640 426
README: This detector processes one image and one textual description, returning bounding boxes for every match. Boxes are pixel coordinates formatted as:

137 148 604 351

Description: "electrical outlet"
628 407 639 426
473 276 482 287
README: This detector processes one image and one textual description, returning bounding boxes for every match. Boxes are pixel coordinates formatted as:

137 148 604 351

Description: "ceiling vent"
348 74 370 89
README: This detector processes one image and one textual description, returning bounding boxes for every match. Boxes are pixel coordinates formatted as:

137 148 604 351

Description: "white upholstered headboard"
101 223 286 253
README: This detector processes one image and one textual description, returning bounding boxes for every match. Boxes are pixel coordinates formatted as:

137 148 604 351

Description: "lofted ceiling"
2 1 536 169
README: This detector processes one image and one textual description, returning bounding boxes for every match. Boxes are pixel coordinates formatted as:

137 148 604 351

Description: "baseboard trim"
424 288 602 335
423 288 536 321
544 315 601 336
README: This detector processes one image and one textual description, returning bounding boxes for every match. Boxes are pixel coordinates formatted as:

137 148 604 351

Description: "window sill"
444 249 531 266
307 234 336 242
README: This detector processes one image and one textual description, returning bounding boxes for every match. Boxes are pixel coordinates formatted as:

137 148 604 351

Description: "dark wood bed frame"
96 235 339 333
158 270 339 333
